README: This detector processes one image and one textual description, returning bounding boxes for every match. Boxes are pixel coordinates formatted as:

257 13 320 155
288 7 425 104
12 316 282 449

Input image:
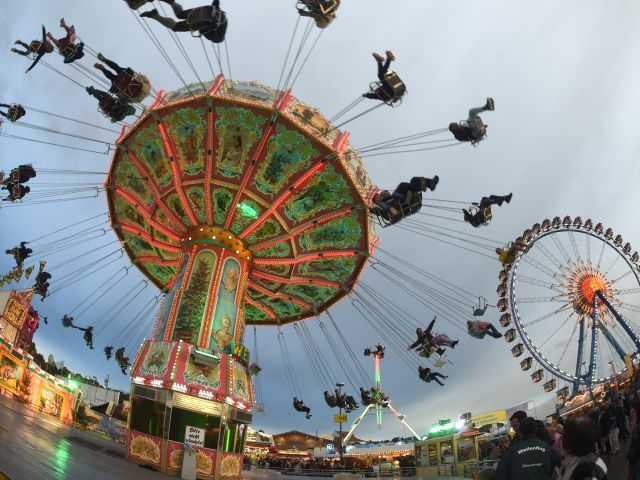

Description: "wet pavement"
0 392 633 479
0 394 172 480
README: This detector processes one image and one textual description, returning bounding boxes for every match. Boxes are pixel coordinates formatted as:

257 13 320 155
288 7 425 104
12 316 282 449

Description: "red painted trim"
240 161 327 239
149 89 165 110
114 187 183 241
334 130 350 153
247 281 311 309
158 123 199 226
224 90 294 229
137 256 180 267
115 125 127 145
244 296 276 319
250 270 339 289
126 151 187 233
253 250 358 266
251 208 352 251
119 223 182 252
207 74 225 95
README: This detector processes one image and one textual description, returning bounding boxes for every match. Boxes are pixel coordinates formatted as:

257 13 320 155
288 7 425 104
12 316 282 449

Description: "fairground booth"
0 289 79 423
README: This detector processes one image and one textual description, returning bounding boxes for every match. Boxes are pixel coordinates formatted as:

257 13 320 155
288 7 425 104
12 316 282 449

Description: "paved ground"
0 393 632 479
0 395 172 480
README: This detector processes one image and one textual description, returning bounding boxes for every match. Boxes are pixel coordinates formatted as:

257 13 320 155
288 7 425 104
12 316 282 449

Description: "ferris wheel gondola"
499 217 640 394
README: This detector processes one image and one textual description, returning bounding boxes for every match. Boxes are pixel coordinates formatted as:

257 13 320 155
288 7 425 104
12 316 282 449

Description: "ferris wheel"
498 216 640 398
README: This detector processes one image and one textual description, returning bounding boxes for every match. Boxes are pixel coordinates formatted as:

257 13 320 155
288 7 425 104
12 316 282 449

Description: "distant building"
76 381 121 406
272 430 332 453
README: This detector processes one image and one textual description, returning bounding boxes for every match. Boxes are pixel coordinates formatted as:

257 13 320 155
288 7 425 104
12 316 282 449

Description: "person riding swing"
46 18 85 64
140 0 228 44
362 51 407 106
93 53 151 103
296 0 341 29
0 104 26 123
11 26 54 73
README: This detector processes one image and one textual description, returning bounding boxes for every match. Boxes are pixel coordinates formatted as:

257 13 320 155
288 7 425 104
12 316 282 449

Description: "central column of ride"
163 226 252 351
126 225 253 479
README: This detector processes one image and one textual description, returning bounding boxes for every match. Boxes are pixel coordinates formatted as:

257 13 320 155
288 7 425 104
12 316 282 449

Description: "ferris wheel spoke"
520 255 559 279
610 269 633 286
523 303 572 328
518 296 570 304
586 234 592 266
551 234 573 265
534 242 568 273
604 254 621 276
538 312 575 348
612 287 640 295
554 321 579 369
596 240 606 270
612 301 640 314
568 231 584 267
516 274 565 293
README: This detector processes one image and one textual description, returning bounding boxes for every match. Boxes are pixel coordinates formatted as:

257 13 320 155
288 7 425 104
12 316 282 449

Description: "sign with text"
470 409 507 428
334 413 347 423
185 425 205 447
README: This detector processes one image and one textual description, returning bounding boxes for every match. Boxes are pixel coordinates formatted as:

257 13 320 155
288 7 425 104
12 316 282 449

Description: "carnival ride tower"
342 345 420 446
105 77 376 478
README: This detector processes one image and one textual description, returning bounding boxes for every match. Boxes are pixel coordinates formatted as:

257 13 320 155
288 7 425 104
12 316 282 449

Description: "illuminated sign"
334 414 348 423
470 410 508 428
234 344 250 366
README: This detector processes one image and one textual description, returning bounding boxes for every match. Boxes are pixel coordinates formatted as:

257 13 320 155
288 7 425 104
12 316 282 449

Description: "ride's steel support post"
386 403 421 440
342 404 374 445
337 383 343 463
587 295 599 388
597 320 627 361
374 354 382 427
573 318 586 394
596 290 640 352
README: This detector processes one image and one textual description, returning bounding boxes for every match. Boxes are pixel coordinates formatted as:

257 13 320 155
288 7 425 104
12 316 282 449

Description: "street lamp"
336 382 344 464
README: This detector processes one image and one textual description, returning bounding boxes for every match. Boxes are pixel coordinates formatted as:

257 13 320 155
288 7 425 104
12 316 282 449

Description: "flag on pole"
24 266 35 280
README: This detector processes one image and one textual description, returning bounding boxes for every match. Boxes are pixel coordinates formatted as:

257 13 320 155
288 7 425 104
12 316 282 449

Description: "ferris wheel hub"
570 268 610 316
580 276 606 303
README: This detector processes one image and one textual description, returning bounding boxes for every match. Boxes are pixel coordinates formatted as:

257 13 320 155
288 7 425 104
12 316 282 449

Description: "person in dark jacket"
495 417 557 480
558 416 607 480
628 400 640 480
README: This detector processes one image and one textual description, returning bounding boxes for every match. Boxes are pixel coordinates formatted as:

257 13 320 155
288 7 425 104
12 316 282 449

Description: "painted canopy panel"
107 80 376 325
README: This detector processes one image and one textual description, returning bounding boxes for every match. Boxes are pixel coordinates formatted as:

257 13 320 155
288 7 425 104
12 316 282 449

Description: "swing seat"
114 70 152 103
468 205 492 227
188 6 227 43
464 116 487 146
368 71 406 107
98 96 133 123
372 192 422 228
254 405 265 414
296 0 340 16
61 42 84 64
125 0 151 9
473 296 488 316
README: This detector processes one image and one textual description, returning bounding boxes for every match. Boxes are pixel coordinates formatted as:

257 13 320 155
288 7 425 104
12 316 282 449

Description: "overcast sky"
2 0 640 440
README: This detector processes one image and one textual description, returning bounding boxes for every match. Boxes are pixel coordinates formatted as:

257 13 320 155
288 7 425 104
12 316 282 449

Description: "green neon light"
224 427 232 452
237 202 258 219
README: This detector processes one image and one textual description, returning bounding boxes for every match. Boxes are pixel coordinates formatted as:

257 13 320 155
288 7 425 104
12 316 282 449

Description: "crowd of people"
474 381 640 479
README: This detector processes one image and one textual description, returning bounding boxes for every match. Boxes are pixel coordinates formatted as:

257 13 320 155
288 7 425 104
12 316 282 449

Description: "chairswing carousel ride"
5 0 637 478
